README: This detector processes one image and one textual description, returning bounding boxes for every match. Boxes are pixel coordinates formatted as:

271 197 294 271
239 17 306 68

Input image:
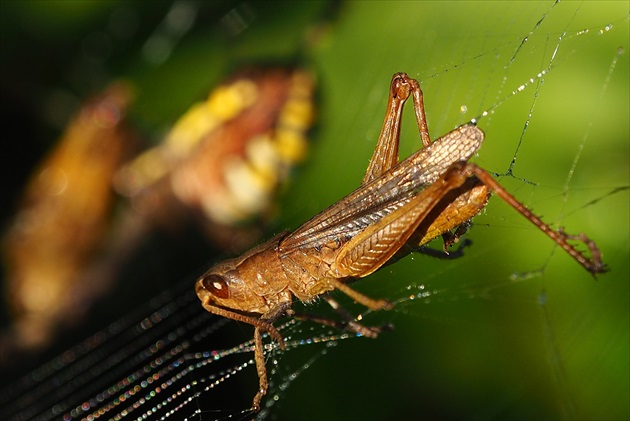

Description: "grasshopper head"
195 258 270 315
195 233 290 315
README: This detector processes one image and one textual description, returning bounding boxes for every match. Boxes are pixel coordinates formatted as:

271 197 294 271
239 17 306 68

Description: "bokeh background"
1 1 628 420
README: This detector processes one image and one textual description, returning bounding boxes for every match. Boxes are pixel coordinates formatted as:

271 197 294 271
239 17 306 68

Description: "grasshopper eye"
201 274 230 299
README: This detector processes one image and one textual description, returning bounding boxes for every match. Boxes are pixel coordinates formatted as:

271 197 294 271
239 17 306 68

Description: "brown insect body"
196 73 605 411
197 124 489 316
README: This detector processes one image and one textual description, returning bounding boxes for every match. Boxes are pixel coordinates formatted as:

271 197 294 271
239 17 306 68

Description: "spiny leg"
463 164 606 274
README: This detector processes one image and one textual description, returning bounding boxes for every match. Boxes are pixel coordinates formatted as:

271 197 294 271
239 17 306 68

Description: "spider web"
1 1 628 420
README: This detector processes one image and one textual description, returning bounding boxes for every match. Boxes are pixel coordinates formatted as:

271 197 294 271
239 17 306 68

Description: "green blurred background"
1 1 627 420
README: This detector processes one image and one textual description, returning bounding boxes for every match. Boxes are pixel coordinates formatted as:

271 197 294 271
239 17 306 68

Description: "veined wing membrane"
280 124 484 253
335 163 470 277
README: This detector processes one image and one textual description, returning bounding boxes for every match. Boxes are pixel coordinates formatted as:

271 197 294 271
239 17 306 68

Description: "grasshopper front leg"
251 302 292 411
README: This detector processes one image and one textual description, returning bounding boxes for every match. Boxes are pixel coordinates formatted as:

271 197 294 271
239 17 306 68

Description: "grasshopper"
196 72 605 410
